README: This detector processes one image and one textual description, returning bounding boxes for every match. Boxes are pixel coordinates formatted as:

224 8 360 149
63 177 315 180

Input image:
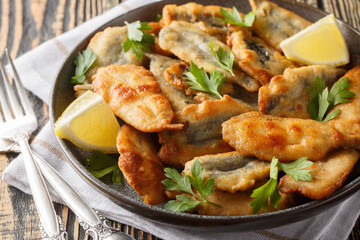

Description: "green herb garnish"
71 48 96 84
219 7 255 27
86 151 123 186
184 61 225 99
308 76 356 123
209 41 235 76
123 21 155 61
155 14 162 22
162 159 221 213
250 157 313 214
277 157 313 181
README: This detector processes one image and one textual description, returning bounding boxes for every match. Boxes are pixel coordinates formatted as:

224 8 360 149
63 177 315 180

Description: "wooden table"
0 0 359 239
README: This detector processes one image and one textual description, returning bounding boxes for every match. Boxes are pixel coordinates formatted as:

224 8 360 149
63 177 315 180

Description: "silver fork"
0 49 67 240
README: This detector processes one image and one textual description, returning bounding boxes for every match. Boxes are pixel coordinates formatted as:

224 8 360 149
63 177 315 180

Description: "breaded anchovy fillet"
87 26 141 82
222 111 348 162
194 181 300 216
184 151 270 193
162 59 259 106
162 2 249 41
249 0 311 52
327 67 360 143
158 95 255 168
279 149 359 200
93 64 182 132
159 21 259 92
147 53 197 112
258 65 346 118
162 2 227 28
117 124 167 205
228 30 297 86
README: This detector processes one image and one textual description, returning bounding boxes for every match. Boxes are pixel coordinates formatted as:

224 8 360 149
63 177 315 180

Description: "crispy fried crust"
222 111 345 162
184 151 270 193
162 2 250 41
158 95 255 167
195 181 300 216
327 67 360 145
117 124 167 205
258 65 346 118
158 21 259 92
162 2 227 27
249 0 311 52
228 30 297 86
87 26 141 82
279 149 360 199
93 64 182 132
148 53 197 112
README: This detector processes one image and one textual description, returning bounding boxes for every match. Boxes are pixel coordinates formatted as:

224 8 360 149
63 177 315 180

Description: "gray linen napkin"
2 0 360 239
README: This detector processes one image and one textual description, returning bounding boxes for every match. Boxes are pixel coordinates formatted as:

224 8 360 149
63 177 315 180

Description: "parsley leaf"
155 14 162 22
123 21 154 61
209 40 235 76
219 7 255 27
251 156 313 214
250 157 282 214
184 61 225 99
86 151 123 186
72 48 96 84
308 76 356 123
162 159 221 213
277 157 313 181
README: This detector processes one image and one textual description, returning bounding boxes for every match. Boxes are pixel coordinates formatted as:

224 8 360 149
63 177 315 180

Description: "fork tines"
0 49 33 122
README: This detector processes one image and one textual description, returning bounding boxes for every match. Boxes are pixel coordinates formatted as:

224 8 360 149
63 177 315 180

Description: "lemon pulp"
54 90 120 153
280 14 349 66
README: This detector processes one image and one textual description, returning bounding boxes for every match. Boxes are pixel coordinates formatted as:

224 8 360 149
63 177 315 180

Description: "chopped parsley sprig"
250 157 313 214
219 7 255 27
162 159 221 213
86 151 123 186
123 20 155 61
185 61 225 99
209 41 235 76
308 76 356 123
72 48 96 84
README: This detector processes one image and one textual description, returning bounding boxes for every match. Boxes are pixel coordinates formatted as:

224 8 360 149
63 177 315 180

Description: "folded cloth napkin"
2 0 360 239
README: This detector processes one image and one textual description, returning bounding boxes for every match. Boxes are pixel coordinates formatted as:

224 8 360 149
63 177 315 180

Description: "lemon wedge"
280 14 349 66
54 90 120 153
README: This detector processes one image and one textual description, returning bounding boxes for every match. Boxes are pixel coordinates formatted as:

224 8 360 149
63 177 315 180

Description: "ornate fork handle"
15 135 67 240
33 152 134 240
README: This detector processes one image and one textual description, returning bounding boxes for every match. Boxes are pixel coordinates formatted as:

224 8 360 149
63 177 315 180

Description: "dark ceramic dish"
50 0 360 232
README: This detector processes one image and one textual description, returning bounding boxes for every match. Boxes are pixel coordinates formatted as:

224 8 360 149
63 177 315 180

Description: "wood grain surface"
0 0 359 239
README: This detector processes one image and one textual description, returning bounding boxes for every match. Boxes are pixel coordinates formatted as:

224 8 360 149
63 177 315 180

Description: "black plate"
50 0 360 231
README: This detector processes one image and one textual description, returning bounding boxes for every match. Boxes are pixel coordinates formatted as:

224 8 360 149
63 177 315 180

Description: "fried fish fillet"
163 60 259 106
327 67 360 143
162 2 249 41
162 2 227 28
194 181 300 216
87 26 142 82
147 53 197 112
117 124 167 205
258 65 346 118
92 64 182 132
249 0 311 52
228 30 297 86
279 149 359 199
184 151 270 193
222 111 346 162
158 21 259 92
158 95 255 168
